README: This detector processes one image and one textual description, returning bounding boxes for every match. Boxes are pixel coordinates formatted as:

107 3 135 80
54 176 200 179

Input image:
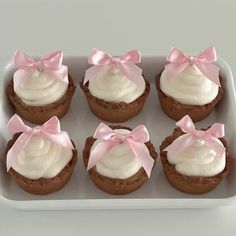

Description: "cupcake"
5 114 77 195
156 46 223 122
83 123 157 195
80 48 150 122
7 50 76 124
160 115 233 194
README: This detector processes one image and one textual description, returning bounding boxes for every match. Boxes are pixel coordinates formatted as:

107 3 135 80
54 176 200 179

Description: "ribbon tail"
87 141 113 170
6 133 31 171
13 69 35 90
164 134 196 155
196 62 220 86
205 138 226 156
164 61 189 78
46 65 69 84
84 65 105 85
128 141 154 178
40 131 73 149
119 63 143 85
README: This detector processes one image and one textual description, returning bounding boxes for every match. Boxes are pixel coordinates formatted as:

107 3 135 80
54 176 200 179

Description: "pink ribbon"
165 46 220 86
12 50 68 89
164 115 225 156
6 114 73 171
83 48 143 85
87 123 154 178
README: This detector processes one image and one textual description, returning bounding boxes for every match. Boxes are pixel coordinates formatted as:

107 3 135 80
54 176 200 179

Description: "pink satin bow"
6 114 73 171
12 50 68 89
164 115 225 156
165 46 220 86
83 48 143 85
87 123 154 178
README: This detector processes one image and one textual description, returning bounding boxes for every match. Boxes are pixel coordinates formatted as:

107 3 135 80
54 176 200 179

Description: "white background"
0 0 236 235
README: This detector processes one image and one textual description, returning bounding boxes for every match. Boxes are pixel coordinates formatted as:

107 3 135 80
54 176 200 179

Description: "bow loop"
40 116 61 133
88 48 113 65
176 115 196 134
40 51 63 70
127 125 149 143
205 123 225 138
7 114 31 134
166 48 189 63
196 46 217 63
12 51 35 69
93 123 114 140
119 50 141 64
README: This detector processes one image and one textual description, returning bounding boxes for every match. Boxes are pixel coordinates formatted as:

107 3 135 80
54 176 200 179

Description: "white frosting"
88 67 145 103
91 129 149 179
12 136 73 180
160 65 219 105
14 69 68 106
167 134 226 177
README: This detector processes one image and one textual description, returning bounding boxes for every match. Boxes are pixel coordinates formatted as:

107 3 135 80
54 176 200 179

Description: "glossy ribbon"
12 50 68 89
164 115 225 156
87 123 154 178
165 46 220 86
83 48 143 85
6 114 73 171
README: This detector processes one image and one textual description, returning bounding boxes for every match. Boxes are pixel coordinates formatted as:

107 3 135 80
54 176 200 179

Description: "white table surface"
0 0 236 235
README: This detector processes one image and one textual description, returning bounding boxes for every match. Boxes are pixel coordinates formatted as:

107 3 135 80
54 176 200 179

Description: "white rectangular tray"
0 56 235 210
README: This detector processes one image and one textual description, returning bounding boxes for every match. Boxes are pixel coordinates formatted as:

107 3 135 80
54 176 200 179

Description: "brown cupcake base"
155 72 224 122
80 79 150 123
83 125 157 195
159 127 233 194
7 74 76 124
6 133 78 195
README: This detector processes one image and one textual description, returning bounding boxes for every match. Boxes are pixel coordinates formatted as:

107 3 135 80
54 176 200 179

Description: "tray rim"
0 195 235 210
0 55 235 210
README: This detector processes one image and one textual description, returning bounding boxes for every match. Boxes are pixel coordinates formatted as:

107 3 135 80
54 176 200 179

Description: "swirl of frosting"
11 136 73 180
14 68 68 106
160 65 219 105
88 67 145 103
167 134 226 177
91 129 149 179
